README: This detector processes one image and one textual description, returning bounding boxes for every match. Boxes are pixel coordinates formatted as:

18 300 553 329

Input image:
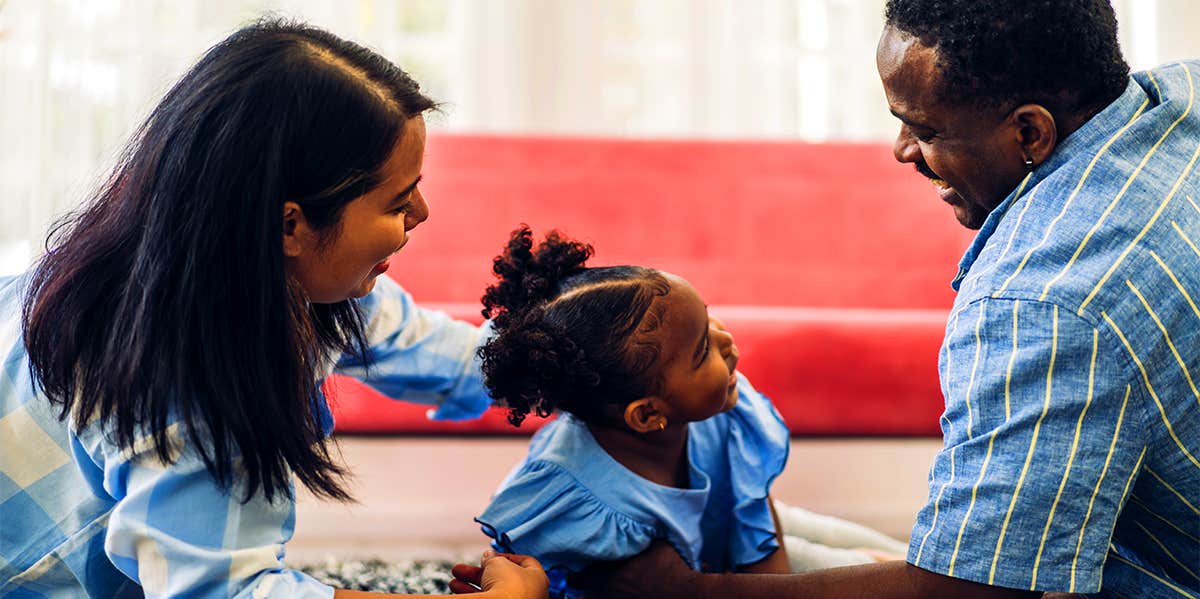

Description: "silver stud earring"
1024 156 1035 172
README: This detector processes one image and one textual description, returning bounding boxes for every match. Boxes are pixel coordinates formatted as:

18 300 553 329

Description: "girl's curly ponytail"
478 226 671 426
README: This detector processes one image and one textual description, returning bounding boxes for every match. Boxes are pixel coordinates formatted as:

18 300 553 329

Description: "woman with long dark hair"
0 19 546 598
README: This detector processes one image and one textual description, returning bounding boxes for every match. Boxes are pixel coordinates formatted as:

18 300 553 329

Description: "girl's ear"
624 397 668 433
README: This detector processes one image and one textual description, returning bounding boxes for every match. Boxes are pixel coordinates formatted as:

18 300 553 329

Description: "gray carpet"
300 559 456 593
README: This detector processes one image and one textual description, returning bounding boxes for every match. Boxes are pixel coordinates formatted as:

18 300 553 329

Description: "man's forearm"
603 560 1040 599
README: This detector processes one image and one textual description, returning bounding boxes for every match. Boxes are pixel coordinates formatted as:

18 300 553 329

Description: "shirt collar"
950 76 1150 291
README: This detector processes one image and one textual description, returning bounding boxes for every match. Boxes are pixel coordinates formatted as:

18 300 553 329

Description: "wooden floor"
290 436 942 564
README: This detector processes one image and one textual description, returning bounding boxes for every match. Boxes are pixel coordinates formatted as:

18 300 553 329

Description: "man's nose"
893 125 920 164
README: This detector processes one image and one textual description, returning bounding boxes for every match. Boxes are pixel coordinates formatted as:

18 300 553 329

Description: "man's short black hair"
885 0 1130 115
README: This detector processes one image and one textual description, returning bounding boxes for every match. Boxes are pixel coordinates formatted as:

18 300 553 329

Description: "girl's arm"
737 495 790 574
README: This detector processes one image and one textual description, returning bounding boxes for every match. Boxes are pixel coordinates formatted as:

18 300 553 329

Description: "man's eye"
915 131 937 142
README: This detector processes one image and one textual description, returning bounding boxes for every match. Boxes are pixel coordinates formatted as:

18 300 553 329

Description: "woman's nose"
406 189 430 230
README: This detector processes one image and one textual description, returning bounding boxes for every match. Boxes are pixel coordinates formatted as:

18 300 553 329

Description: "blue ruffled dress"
476 373 790 597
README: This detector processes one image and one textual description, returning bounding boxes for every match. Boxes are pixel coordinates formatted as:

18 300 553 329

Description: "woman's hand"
449 550 549 599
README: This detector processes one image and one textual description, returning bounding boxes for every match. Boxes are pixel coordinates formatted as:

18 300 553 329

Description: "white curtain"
0 0 1184 274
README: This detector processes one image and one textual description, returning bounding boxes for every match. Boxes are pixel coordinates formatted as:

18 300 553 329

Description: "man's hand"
449 550 549 599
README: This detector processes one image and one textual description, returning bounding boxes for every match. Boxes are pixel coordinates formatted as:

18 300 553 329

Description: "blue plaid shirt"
0 275 493 597
908 62 1200 597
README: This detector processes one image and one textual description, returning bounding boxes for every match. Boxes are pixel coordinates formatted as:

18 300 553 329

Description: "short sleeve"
476 460 660 574
908 298 1149 593
335 275 493 420
721 374 791 567
71 423 335 599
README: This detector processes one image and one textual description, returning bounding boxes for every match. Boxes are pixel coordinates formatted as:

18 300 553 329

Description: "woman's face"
285 116 429 303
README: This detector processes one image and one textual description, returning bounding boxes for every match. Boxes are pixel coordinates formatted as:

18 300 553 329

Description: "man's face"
877 25 1028 230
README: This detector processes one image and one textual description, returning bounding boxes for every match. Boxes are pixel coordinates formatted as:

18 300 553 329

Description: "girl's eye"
391 204 410 215
694 336 711 369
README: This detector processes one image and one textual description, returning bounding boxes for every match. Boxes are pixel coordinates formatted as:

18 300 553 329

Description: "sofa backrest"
389 134 973 308
330 135 975 436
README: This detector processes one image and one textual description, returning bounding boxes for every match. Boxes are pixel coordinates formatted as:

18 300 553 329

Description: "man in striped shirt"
589 1 1198 598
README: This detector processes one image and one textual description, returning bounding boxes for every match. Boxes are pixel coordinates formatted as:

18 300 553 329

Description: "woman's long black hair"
22 19 435 502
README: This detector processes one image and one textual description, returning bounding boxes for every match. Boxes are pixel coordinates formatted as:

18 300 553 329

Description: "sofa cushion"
326 304 947 436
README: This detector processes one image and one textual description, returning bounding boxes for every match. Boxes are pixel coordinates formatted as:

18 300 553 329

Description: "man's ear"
1010 103 1058 167
624 397 669 433
282 201 309 258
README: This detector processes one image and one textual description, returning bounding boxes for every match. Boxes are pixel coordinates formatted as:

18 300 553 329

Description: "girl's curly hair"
478 226 670 426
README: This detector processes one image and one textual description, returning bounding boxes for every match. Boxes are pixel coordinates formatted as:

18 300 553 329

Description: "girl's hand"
449 550 549 599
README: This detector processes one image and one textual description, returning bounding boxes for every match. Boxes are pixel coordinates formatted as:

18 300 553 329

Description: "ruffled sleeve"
476 459 662 574
722 373 791 567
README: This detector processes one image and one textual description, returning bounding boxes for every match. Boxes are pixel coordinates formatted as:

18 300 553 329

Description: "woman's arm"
108 444 548 599
335 275 493 419
91 431 342 597
737 495 790 574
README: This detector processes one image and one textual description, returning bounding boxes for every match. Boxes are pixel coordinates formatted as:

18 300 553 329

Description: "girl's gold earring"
658 420 667 431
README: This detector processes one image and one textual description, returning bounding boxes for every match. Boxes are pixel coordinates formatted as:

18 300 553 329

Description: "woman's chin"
333 276 378 302
349 277 378 299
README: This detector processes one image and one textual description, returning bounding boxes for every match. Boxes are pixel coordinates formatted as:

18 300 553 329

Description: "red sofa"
326 135 974 436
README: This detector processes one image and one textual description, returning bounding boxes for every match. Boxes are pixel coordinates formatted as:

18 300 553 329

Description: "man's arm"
598 542 1037 599
736 496 790 574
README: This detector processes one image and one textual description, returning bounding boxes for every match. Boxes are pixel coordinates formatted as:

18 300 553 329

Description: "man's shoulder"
957 133 1200 319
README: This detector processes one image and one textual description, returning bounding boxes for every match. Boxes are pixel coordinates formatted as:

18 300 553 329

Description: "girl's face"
284 116 429 303
651 275 740 423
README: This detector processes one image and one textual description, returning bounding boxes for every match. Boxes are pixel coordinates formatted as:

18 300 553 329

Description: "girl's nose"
715 327 739 368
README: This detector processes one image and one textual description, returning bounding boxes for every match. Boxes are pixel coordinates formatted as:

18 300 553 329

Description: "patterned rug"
300 559 457 593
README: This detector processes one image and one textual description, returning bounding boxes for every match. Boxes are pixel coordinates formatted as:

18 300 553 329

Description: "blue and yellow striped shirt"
908 61 1200 597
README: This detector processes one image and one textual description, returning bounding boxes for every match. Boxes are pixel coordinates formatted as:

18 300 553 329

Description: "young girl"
475 227 906 597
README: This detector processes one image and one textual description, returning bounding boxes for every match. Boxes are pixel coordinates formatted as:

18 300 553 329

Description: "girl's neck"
587 421 691 489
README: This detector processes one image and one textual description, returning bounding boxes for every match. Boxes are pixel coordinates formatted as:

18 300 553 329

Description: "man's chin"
952 204 987 230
